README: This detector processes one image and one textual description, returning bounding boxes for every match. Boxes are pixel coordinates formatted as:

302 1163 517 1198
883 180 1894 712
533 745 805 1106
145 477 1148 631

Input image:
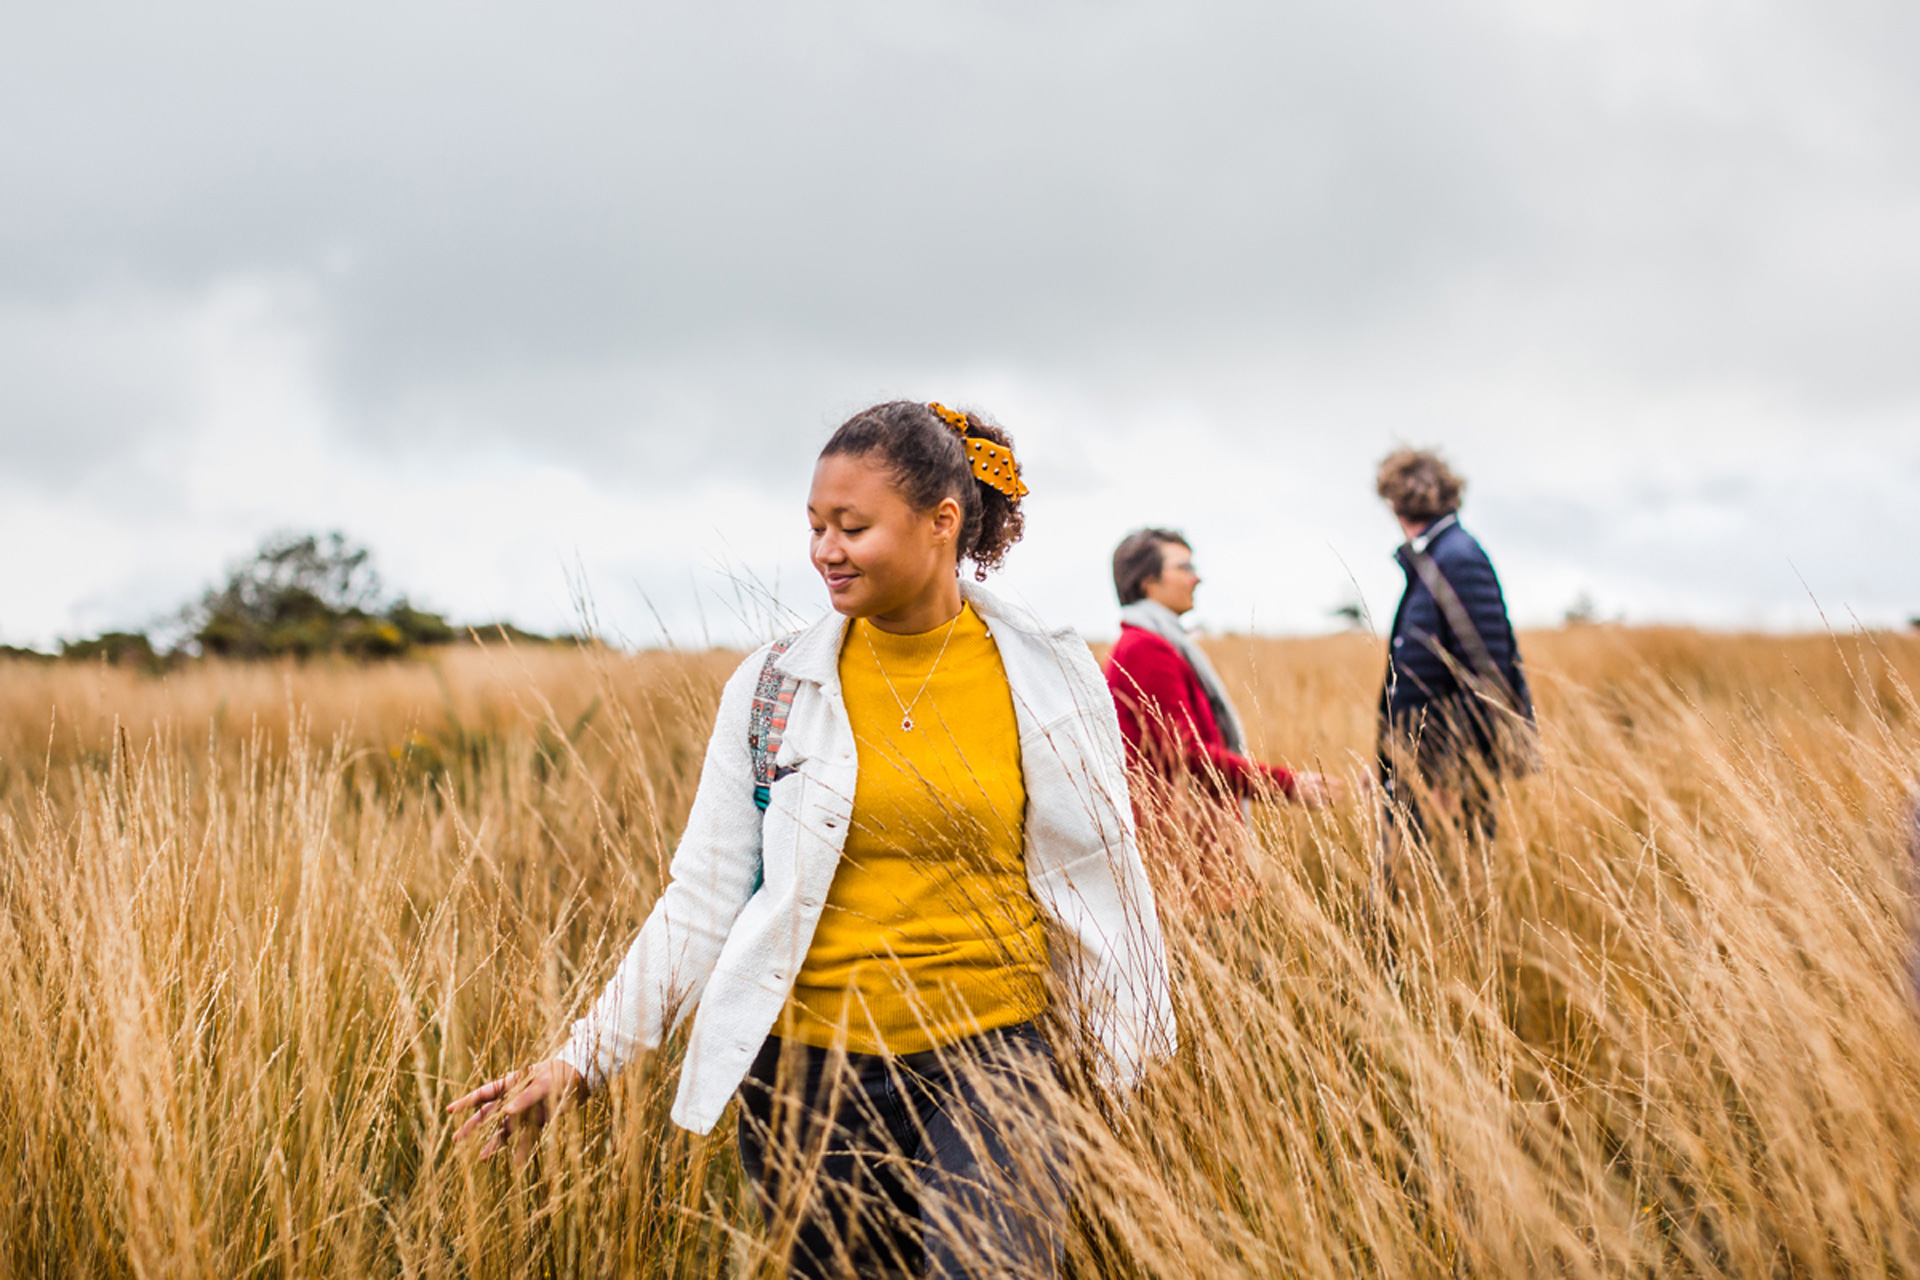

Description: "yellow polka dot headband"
928 402 1030 499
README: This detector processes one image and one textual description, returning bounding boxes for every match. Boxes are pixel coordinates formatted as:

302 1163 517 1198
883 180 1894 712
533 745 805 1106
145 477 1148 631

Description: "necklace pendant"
901 716 915 732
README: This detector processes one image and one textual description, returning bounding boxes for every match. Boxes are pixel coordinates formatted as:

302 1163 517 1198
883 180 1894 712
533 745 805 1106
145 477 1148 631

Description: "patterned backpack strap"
749 632 802 814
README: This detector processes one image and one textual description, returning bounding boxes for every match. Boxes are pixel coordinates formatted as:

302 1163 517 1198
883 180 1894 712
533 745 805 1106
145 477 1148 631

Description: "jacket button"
1393 637 1403 647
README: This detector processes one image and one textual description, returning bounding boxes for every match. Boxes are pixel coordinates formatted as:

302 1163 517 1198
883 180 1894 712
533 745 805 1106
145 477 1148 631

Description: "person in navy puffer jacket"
1375 449 1534 858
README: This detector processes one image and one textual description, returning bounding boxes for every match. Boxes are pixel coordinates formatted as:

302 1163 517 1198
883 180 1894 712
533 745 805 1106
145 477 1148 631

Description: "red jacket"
1104 625 1296 798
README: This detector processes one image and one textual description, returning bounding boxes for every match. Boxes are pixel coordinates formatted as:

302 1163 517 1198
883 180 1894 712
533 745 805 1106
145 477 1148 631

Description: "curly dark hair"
1375 448 1465 524
820 401 1027 580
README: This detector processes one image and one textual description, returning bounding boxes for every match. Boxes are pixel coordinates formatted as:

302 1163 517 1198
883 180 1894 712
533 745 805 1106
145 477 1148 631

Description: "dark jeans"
736 1022 1065 1280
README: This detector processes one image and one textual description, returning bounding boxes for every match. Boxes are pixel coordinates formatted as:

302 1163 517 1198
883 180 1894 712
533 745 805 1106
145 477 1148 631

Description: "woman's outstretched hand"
447 1058 589 1166
1290 772 1347 808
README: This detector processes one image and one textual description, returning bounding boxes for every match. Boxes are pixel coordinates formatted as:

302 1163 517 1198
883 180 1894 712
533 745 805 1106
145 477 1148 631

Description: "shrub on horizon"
60 631 167 672
187 532 462 662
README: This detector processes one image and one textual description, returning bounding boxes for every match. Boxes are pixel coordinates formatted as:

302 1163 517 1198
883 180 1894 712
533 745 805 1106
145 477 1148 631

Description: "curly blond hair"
1376 448 1464 524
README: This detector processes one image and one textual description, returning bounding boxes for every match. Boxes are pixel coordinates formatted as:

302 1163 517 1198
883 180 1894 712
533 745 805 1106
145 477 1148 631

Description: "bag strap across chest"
749 633 802 814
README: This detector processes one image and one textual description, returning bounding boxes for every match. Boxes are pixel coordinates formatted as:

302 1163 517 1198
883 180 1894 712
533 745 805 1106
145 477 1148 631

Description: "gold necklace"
861 609 962 732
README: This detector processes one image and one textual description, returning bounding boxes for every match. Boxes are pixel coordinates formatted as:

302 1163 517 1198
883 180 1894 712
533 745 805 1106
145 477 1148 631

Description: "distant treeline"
3 532 583 669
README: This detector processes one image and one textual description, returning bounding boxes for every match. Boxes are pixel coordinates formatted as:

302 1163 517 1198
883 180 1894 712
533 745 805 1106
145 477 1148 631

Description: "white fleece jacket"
557 580 1176 1134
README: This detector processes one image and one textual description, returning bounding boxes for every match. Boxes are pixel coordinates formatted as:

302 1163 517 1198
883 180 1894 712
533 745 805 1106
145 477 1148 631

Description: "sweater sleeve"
1107 634 1295 797
555 647 769 1092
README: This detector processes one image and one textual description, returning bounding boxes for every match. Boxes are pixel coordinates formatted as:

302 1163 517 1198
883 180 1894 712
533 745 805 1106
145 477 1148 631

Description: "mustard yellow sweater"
782 604 1049 1054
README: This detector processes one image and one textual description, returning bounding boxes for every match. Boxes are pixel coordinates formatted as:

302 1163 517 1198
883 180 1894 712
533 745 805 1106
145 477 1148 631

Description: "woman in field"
1104 527 1341 912
450 401 1174 1279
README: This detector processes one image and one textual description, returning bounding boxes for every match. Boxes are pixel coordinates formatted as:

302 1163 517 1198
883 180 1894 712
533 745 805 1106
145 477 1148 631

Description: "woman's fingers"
494 1081 553 1165
449 1097 506 1146
448 1074 518 1145
464 1070 559 1159
1296 772 1352 807
511 1108 543 1167
450 1060 586 1160
473 1098 532 1160
447 1073 512 1114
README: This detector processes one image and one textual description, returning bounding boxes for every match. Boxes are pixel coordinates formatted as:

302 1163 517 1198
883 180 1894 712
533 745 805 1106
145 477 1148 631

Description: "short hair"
1112 528 1189 605
1376 448 1465 523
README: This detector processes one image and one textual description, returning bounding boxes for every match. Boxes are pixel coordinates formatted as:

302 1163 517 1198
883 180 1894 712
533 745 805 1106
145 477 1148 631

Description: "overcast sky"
4 0 1917 649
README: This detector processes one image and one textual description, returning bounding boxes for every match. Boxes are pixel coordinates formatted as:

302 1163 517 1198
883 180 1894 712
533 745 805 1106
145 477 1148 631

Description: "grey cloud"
3 0 1918 640
8 3 1914 375
3 2 1529 453
0 292 201 488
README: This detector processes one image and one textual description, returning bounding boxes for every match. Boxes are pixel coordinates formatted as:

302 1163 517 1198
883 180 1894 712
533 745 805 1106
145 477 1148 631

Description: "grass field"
3 626 1919 1277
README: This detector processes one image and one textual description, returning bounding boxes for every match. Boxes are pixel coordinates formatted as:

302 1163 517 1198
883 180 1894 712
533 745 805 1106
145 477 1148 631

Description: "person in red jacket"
1105 528 1340 911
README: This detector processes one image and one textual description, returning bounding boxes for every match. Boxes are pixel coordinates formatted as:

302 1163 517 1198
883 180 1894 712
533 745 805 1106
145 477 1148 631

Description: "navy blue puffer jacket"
1377 515 1533 778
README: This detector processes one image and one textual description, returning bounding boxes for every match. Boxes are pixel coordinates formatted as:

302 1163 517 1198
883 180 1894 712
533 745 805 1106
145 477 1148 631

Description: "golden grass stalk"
1 628 1916 1277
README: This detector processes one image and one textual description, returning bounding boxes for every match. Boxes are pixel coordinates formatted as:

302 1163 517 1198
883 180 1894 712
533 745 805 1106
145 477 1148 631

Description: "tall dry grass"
3 627 1919 1277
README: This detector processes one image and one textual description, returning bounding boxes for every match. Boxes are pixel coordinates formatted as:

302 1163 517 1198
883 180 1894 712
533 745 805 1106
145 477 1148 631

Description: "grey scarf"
1118 598 1246 752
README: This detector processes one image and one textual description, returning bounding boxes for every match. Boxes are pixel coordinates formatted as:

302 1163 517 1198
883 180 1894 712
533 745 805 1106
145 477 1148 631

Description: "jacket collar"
1409 512 1459 556
773 578 1059 689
